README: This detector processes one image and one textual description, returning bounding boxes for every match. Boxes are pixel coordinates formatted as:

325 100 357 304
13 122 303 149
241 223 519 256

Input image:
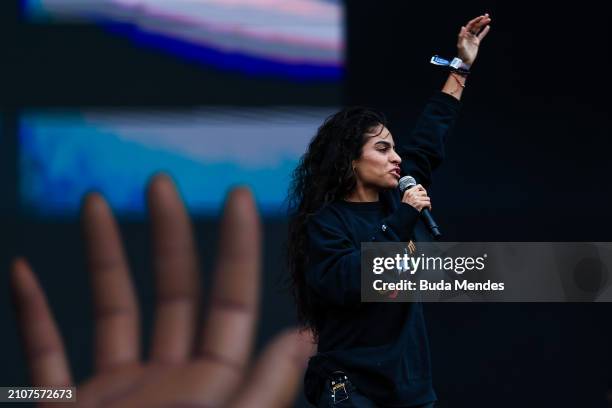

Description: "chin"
372 177 398 190
385 179 399 189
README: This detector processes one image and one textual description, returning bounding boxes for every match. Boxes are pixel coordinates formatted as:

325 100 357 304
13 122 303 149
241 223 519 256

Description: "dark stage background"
1 1 610 407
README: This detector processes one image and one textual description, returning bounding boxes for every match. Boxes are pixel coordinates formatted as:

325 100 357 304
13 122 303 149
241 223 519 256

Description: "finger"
148 174 201 363
465 15 485 31
407 185 424 195
467 16 491 36
227 328 316 408
478 25 491 41
473 15 492 33
198 187 262 368
82 193 140 371
10 258 73 386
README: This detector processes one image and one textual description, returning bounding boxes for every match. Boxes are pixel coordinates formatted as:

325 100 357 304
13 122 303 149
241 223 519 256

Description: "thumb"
227 328 316 408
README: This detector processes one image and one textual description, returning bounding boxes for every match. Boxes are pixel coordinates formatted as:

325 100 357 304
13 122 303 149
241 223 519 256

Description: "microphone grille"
398 175 416 194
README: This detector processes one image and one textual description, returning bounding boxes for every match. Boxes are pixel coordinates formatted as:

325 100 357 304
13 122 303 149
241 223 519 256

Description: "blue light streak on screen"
22 0 344 81
19 108 333 218
101 22 342 81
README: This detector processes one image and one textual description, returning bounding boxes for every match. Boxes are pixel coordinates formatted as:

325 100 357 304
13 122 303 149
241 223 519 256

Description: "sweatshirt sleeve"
305 203 420 307
397 91 461 188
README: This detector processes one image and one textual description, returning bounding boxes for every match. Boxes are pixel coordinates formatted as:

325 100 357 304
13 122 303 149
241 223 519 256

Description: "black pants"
316 372 435 408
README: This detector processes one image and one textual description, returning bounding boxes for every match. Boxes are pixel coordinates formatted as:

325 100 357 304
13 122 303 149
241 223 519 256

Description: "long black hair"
286 107 387 340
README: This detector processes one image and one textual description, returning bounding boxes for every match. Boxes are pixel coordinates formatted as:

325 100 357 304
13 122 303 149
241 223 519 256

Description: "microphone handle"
420 208 442 240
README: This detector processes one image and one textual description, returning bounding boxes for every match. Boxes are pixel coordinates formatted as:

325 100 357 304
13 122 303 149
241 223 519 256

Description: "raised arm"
398 14 492 188
442 13 492 101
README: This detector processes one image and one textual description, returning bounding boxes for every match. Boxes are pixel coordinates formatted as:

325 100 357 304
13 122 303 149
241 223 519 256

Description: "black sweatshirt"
303 91 461 407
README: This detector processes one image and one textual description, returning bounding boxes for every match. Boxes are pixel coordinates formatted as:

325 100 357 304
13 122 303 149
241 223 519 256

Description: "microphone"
398 175 442 240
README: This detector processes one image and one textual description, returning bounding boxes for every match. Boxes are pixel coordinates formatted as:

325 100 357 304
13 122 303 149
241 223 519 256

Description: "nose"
390 150 401 164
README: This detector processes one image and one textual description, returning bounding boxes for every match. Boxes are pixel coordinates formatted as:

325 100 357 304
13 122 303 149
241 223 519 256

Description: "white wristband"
450 57 471 71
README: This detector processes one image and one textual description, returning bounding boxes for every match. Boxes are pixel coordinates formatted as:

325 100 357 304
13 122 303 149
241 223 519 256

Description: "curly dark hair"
286 107 387 340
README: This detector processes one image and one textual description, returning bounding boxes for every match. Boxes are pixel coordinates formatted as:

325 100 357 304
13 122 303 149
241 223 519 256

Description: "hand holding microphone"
399 176 442 240
401 183 431 212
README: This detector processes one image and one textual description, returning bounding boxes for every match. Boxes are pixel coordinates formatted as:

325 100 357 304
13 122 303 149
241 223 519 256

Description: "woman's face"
352 125 402 190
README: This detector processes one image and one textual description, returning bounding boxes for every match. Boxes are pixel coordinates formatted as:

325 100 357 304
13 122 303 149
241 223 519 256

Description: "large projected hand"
457 13 492 65
10 174 315 407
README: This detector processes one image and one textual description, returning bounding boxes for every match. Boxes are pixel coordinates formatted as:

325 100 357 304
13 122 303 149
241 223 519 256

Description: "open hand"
457 13 492 65
10 174 315 407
